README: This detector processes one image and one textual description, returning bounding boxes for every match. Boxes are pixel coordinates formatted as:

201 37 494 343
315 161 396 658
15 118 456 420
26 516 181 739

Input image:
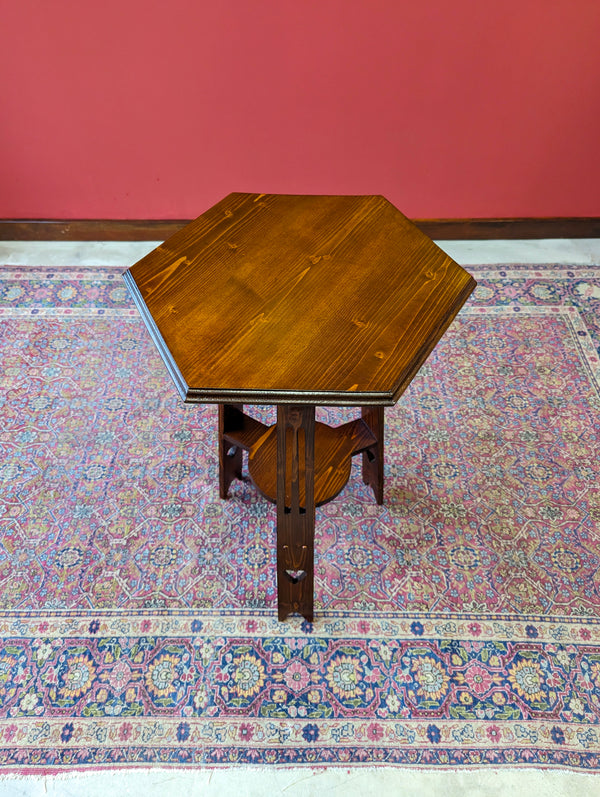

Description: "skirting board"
1 218 599 241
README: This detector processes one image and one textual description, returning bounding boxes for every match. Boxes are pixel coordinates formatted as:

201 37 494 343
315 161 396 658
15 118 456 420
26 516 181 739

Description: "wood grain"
275 405 316 621
247 417 377 507
219 407 378 507
123 194 477 621
218 401 384 619
125 193 476 406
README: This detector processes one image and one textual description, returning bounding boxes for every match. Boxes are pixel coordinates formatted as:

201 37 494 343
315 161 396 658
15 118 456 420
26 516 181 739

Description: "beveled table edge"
123 269 398 406
185 387 396 407
123 270 188 401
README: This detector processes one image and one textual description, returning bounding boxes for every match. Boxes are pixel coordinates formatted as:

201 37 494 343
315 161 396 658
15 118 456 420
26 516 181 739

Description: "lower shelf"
247 419 376 508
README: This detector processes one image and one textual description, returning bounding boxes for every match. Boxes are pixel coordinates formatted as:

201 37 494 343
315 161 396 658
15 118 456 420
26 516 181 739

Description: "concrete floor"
2 238 600 267
1 766 599 797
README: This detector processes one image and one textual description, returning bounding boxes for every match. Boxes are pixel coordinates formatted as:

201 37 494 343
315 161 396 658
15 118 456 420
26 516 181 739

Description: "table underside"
219 404 384 621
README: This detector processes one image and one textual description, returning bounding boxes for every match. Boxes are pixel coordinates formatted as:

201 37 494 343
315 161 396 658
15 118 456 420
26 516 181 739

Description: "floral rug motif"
0 263 599 772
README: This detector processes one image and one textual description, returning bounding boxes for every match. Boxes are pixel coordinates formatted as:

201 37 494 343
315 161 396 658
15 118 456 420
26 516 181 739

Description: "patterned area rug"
0 263 599 772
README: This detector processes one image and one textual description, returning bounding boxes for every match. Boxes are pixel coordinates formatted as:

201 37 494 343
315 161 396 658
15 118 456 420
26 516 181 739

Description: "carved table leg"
276 405 315 622
218 403 244 499
361 406 384 505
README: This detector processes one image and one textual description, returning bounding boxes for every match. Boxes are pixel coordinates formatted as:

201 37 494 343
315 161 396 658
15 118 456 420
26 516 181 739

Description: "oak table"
123 193 476 622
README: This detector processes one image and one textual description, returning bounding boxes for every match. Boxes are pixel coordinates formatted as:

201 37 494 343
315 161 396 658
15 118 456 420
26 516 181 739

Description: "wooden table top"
124 193 476 406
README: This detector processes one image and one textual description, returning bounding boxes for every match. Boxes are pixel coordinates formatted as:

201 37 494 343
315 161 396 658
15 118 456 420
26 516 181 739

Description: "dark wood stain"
124 193 476 406
124 192 478 621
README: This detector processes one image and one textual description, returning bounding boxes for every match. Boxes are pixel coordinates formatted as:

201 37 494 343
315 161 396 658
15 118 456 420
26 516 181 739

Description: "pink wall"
2 0 599 219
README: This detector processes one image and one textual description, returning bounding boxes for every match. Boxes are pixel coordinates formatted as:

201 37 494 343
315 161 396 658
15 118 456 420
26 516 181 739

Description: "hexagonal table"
123 193 476 622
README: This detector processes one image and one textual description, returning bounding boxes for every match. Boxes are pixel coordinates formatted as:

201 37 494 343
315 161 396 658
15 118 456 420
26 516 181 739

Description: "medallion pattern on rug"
0 263 599 770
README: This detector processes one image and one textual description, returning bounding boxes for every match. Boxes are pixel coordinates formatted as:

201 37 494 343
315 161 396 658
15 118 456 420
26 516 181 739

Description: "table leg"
276 405 315 622
218 403 244 499
361 406 384 505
